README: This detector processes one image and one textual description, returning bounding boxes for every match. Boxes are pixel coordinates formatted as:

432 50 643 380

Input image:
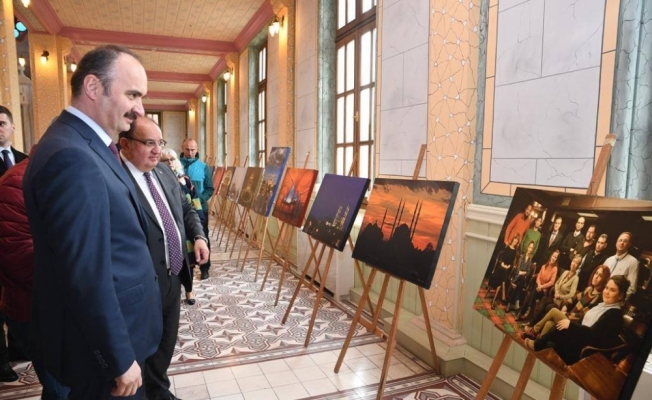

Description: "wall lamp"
40 50 49 64
18 57 26 67
21 0 30 7
269 15 284 37
201 93 207 103
223 67 232 81
70 62 77 72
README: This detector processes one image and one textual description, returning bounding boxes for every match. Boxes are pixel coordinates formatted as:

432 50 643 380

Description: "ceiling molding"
144 104 188 112
234 1 274 51
209 58 227 81
30 0 64 35
147 71 211 84
146 91 193 101
61 27 237 55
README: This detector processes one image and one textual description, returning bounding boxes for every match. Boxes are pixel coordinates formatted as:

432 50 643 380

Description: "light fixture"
40 50 49 64
18 57 26 67
21 0 30 7
269 15 284 37
201 93 207 103
70 62 77 72
223 68 232 81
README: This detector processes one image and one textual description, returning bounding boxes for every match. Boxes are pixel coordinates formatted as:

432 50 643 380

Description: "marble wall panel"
492 67 600 161
381 0 429 60
499 0 528 11
403 43 429 107
379 104 427 175
541 0 605 76
535 158 594 188
489 158 536 184
296 58 317 98
495 0 544 86
296 93 316 131
380 53 404 111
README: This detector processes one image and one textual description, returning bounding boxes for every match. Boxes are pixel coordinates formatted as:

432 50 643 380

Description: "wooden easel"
217 157 248 248
332 144 440 400
475 133 617 400
210 157 238 237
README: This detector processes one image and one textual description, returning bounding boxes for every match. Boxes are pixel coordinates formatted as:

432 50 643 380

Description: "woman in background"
486 234 520 308
516 249 559 320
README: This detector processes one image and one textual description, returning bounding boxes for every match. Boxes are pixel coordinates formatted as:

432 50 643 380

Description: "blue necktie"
2 149 13 169
144 172 183 275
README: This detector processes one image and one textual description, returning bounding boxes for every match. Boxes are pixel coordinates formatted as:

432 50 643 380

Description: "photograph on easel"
252 147 291 216
212 166 226 193
272 167 318 227
237 167 263 209
352 179 459 289
474 187 652 400
302 174 370 251
218 166 235 198
226 167 247 202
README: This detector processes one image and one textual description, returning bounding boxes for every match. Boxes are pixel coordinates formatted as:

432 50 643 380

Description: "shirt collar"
66 106 113 146
121 155 148 178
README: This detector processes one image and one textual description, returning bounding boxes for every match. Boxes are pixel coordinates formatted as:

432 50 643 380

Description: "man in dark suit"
23 45 162 399
0 106 27 178
536 216 564 265
119 117 209 400
577 233 609 291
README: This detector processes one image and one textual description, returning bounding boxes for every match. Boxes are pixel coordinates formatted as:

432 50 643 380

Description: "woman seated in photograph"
486 234 520 306
524 275 629 365
525 254 581 326
522 265 610 339
516 249 559 320
504 241 536 312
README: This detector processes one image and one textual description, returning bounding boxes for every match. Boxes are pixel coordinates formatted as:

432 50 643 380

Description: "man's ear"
83 74 101 100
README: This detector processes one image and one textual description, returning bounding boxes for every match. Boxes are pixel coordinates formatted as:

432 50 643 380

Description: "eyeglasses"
160 158 175 163
126 137 167 148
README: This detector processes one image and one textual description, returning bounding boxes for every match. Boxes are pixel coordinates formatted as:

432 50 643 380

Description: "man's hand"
112 361 141 397
194 238 210 265
556 318 571 331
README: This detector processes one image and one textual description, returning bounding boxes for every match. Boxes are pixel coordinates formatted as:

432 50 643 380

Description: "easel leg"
370 275 391 335
475 334 512 400
253 217 270 279
510 353 536 400
282 243 326 325
304 247 335 347
274 226 296 306
239 213 260 271
418 288 440 374
229 207 248 258
549 373 567 400
347 236 375 317
335 269 378 373
376 280 406 400
260 223 287 289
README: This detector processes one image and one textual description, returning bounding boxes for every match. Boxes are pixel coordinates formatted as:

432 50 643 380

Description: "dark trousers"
4 317 70 399
67 377 145 400
144 272 181 399
199 214 211 273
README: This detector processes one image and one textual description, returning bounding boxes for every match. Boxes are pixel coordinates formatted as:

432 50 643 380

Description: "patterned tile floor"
0 229 498 400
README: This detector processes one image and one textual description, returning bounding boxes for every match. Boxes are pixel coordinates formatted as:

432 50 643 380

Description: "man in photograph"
23 45 162 399
504 203 533 247
558 217 586 270
536 216 563 265
604 232 639 299
577 233 609 291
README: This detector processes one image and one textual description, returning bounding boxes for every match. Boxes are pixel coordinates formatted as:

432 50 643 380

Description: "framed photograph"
303 174 370 251
474 188 652 400
227 167 247 202
253 147 291 216
352 179 459 289
212 166 225 192
237 167 263 209
218 167 235 199
272 168 318 227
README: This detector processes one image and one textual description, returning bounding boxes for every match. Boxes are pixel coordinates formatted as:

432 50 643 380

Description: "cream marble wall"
378 0 430 177
162 111 186 155
294 0 318 170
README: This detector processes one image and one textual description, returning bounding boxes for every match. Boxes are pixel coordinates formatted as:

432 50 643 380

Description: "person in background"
603 232 639 299
0 153 70 398
180 139 214 280
558 217 586 270
161 148 205 305
23 45 163 399
577 233 609 291
520 217 543 256
120 118 208 400
517 249 559 321
504 204 533 247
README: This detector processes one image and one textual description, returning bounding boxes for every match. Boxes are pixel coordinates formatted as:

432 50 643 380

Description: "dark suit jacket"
0 146 27 176
536 229 563 264
125 163 203 288
23 110 162 386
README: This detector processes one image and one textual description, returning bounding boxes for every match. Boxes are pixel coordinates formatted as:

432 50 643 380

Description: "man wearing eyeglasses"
180 139 214 280
119 117 209 400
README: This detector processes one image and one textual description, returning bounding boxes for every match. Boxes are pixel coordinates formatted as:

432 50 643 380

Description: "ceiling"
13 0 275 111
